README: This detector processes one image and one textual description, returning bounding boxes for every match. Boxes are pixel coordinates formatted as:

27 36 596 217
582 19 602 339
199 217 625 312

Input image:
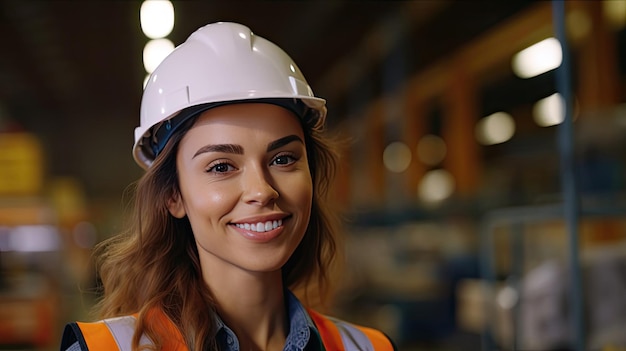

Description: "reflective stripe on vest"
78 310 394 351
77 316 153 351
307 308 395 351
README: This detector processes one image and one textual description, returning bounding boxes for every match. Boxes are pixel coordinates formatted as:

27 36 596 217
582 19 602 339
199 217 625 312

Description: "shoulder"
59 311 185 351
60 322 87 351
59 316 138 351
307 308 398 351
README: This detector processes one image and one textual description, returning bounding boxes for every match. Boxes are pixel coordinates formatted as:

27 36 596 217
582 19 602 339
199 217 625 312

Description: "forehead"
190 103 303 133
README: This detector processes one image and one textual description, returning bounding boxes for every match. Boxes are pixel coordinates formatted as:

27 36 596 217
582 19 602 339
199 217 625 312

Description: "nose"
241 165 279 206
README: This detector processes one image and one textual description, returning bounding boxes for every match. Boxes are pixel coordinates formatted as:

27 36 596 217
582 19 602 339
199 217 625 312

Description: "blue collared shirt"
214 290 323 351
61 291 327 351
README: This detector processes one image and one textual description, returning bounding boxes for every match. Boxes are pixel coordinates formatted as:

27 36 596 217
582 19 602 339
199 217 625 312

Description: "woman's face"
168 103 313 278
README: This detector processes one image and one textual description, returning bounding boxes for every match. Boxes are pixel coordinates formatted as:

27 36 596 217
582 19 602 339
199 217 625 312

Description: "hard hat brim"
132 97 324 169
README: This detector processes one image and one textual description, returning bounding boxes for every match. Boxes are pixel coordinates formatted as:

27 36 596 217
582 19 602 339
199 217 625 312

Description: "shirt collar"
212 290 323 351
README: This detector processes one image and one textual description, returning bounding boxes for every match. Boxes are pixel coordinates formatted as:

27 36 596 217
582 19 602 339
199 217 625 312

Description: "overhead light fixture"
418 169 455 203
140 0 175 39
512 37 562 79
143 38 175 74
533 93 565 127
475 112 515 145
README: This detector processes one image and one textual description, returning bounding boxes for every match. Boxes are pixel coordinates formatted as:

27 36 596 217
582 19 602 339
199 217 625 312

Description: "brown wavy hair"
92 107 342 351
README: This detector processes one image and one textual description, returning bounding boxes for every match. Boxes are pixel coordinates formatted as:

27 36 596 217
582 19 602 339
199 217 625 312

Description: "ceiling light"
140 0 175 39
533 93 564 127
143 38 175 74
512 37 562 78
418 169 455 203
475 112 515 145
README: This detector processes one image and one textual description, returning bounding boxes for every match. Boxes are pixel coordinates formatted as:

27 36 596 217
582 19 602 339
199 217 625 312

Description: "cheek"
279 173 313 209
183 182 238 219
300 178 313 207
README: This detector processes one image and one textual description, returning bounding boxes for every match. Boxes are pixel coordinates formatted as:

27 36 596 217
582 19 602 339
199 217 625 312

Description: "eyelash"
205 153 298 174
206 161 235 174
271 152 298 166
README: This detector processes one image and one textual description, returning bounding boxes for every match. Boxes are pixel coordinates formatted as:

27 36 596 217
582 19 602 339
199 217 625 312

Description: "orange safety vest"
66 309 396 351
306 308 395 351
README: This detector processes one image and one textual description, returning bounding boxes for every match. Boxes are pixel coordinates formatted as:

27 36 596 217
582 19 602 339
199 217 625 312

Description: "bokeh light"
383 141 412 173
140 0 175 39
475 112 516 145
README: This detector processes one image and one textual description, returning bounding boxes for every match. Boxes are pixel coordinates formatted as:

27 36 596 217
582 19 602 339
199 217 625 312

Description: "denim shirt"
214 290 322 351
61 290 324 351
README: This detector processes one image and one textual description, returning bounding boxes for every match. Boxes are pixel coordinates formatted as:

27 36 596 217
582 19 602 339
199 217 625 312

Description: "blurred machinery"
0 131 57 348
0 130 94 349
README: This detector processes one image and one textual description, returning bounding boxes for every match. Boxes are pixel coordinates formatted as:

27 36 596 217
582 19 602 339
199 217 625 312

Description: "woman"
60 22 396 351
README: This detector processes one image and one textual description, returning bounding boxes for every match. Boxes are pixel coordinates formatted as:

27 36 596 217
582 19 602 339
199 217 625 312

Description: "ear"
167 191 186 218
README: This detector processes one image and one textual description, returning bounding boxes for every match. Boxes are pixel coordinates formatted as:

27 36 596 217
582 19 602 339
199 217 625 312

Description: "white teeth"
236 219 282 232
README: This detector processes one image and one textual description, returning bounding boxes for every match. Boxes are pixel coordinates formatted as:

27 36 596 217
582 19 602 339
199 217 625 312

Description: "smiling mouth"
234 219 283 233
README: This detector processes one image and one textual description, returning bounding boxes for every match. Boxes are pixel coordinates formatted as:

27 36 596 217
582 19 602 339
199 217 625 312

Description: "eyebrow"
193 144 243 158
192 135 304 159
267 135 304 152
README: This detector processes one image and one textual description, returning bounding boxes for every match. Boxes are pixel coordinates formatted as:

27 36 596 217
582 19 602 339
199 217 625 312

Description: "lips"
234 219 283 233
230 214 289 242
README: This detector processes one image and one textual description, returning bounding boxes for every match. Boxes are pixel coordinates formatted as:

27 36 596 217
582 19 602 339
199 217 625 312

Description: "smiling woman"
59 22 396 351
167 104 313 277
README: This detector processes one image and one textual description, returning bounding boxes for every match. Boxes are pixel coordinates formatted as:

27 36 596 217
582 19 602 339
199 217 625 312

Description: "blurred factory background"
1 1 626 350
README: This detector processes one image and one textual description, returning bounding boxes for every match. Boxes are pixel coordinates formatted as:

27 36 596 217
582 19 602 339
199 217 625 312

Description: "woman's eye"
272 154 296 166
207 162 235 173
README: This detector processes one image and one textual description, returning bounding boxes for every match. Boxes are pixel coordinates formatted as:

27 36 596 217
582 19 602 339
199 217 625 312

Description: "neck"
204 267 288 350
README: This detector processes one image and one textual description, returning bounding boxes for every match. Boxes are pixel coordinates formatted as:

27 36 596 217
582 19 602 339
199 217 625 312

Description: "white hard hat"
133 22 327 169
